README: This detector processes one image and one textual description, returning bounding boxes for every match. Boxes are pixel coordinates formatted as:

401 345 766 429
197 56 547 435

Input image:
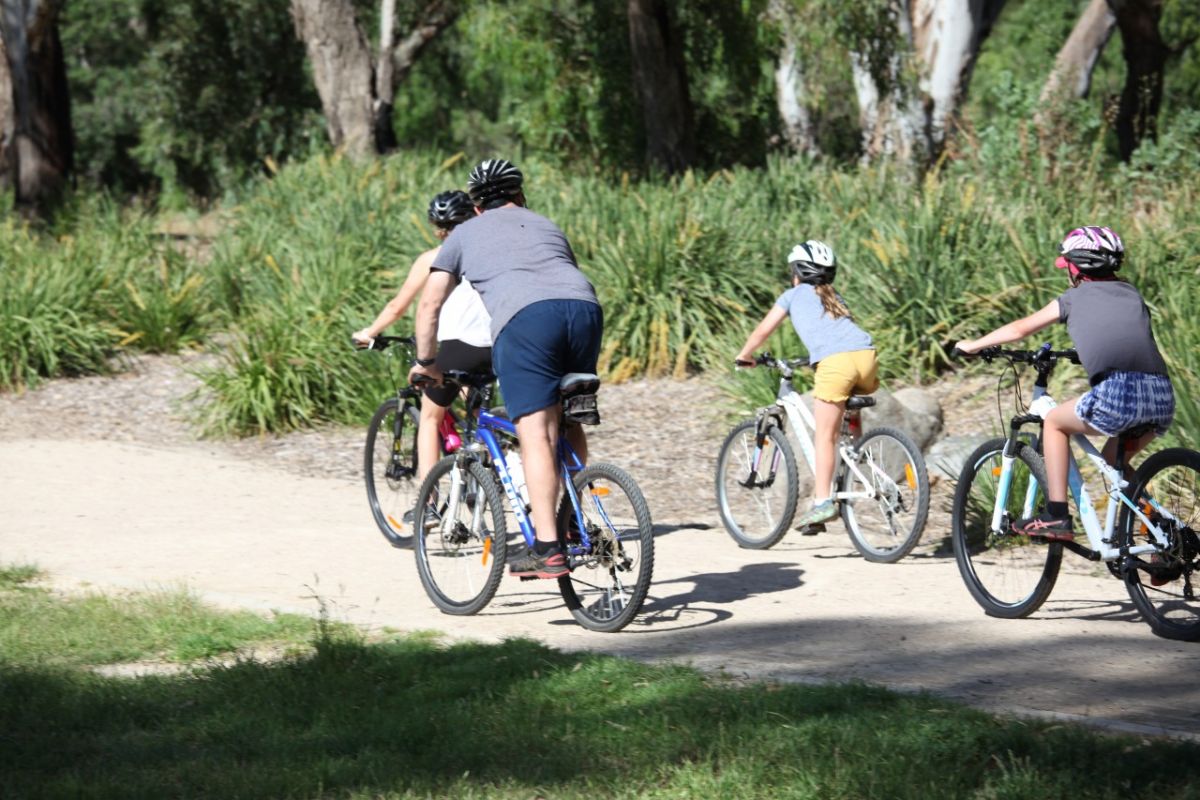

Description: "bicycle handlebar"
953 343 1080 367
352 335 416 352
734 352 808 372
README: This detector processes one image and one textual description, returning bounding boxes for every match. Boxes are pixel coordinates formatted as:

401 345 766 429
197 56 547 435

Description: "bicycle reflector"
905 464 917 490
482 537 492 566
591 487 611 497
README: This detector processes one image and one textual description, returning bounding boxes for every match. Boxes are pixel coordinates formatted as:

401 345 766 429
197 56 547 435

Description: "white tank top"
437 279 492 348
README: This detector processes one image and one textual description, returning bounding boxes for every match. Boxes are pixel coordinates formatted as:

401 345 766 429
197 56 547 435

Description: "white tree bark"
0 35 11 188
768 0 818 155
1040 0 1116 103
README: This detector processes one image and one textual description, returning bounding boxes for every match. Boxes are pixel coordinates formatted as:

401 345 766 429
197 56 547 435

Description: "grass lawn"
2 564 1198 799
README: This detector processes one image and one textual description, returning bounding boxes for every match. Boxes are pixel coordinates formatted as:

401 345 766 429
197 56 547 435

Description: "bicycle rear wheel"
951 438 1062 618
415 457 507 615
364 397 421 546
1118 448 1200 642
839 427 930 563
557 463 654 632
714 419 799 549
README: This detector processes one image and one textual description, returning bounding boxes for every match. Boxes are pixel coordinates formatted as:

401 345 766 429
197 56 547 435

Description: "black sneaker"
1012 513 1074 541
508 547 569 579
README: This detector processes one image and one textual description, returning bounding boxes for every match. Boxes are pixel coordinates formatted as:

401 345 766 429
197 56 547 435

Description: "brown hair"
814 284 851 320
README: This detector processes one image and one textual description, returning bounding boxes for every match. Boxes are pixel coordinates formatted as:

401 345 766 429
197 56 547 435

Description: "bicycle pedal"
797 523 826 536
517 575 539 582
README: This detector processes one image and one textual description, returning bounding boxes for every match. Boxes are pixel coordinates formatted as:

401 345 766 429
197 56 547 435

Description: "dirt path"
2 359 1198 740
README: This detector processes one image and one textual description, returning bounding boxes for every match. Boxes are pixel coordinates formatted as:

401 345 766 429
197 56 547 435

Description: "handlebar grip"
734 359 755 368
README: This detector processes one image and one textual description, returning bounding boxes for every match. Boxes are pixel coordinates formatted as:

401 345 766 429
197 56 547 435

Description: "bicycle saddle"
1119 422 1157 440
560 373 601 425
846 396 876 410
560 373 601 398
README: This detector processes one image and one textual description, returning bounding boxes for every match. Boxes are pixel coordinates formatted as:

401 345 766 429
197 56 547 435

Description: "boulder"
926 434 994 481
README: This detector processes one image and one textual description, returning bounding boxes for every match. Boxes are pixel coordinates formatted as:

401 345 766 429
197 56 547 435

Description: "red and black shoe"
508 547 569 579
1012 513 1074 542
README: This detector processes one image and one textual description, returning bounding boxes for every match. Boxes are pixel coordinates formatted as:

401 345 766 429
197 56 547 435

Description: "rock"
926 434 994 481
860 386 943 452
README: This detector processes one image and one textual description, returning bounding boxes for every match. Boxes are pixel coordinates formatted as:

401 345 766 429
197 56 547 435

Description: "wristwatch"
415 356 437 367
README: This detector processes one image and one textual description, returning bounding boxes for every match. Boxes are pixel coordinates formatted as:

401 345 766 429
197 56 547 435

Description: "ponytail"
814 284 851 320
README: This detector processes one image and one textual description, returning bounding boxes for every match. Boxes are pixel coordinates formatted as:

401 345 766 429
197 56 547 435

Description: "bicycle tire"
556 463 654 633
414 457 508 615
1117 447 1200 642
951 438 1062 618
364 397 422 546
714 419 799 549
839 426 931 563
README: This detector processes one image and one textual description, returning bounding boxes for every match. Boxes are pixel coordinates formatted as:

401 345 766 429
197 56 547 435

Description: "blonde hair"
814 284 851 320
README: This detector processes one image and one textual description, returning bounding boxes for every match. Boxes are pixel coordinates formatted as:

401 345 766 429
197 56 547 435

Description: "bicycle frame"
993 381 1172 562
764 376 879 503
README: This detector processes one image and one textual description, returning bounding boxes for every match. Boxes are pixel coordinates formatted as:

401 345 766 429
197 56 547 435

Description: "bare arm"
956 300 1060 353
408 269 457 383
735 305 790 363
352 248 437 344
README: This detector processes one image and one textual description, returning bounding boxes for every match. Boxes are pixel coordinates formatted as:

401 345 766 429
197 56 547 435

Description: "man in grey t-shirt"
410 159 603 580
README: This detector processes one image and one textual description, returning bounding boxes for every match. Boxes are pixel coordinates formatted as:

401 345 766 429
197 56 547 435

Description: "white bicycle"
951 345 1200 641
715 353 930 562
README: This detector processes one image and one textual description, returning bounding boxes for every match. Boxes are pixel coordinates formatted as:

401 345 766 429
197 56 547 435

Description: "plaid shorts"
1076 371 1174 437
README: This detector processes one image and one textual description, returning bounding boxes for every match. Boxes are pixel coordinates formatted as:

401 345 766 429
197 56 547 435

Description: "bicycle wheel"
1118 448 1200 642
951 438 1062 618
556 463 654 633
838 426 931 563
364 397 421 546
714 419 799 549
414 457 507 615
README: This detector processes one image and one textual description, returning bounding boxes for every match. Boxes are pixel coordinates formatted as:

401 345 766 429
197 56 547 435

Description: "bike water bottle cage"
561 373 601 425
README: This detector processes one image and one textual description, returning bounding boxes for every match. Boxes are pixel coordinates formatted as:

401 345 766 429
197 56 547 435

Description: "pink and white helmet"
1056 226 1124 276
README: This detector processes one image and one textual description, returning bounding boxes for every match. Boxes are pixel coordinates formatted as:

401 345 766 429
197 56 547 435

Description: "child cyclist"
955 226 1174 541
735 240 879 529
353 190 493 488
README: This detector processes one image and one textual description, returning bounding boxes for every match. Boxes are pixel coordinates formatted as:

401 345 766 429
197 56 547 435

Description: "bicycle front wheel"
557 463 654 633
415 457 508 615
1118 448 1200 642
714 419 799 549
951 438 1062 618
364 397 421 546
839 427 930 563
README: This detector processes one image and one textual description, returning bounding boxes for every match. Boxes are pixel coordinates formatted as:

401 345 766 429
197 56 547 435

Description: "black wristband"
415 357 437 367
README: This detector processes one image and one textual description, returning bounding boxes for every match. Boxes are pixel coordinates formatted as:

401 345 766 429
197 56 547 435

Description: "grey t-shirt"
431 206 599 340
1058 280 1168 383
775 284 873 364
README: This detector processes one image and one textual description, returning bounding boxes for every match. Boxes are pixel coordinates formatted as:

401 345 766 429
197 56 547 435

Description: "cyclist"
353 190 493 489
734 240 879 529
955 226 1174 541
409 159 603 579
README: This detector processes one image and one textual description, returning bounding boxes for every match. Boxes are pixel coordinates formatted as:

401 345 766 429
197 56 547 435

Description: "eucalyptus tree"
627 0 694 173
1109 0 1168 159
0 0 72 213
1039 0 1117 108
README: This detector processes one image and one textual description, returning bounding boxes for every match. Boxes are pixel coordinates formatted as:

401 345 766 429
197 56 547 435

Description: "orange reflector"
482 537 492 566
591 487 611 497
904 464 917 490
387 515 404 531
991 467 1002 477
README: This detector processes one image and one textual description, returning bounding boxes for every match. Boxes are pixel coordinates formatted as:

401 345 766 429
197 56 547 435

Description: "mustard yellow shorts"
813 349 879 403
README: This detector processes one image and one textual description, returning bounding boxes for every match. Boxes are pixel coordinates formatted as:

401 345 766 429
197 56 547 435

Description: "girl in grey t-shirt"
956 226 1174 542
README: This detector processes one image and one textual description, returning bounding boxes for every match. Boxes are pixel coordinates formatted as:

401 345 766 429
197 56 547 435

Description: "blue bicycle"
411 370 654 632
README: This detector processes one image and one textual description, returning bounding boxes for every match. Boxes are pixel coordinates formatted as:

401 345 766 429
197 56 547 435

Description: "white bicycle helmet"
788 240 837 285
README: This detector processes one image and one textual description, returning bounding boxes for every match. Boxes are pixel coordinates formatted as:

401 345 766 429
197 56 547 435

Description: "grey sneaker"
796 500 838 528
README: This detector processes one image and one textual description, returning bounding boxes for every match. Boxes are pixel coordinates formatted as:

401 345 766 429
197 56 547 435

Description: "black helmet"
427 190 473 228
788 240 837 285
466 159 524 209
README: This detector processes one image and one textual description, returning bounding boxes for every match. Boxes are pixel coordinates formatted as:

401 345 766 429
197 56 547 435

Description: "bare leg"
417 395 445 481
515 404 562 545
564 422 588 465
812 397 846 502
1042 399 1104 504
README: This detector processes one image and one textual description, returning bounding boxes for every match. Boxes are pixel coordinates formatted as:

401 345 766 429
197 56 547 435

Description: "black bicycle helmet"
788 240 837 285
427 190 474 228
466 159 524 209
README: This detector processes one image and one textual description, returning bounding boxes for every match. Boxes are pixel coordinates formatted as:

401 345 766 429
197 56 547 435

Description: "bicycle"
358 335 462 547
950 344 1200 641
715 353 930 562
411 370 655 632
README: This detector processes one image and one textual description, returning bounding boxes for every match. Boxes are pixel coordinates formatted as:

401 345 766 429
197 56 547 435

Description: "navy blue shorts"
492 300 603 421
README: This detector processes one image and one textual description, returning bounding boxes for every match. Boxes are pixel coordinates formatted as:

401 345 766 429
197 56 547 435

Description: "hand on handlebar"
734 357 756 368
351 330 374 349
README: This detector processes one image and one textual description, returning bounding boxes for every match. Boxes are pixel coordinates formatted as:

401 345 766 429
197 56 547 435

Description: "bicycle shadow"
653 522 712 537
624 562 807 632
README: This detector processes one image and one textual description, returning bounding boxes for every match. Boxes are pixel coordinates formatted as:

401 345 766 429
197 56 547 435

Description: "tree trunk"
852 0 1006 164
0 0 72 213
1040 0 1117 104
373 0 399 153
627 0 693 174
289 0 377 158
0 35 12 191
768 0 818 156
1107 0 1167 160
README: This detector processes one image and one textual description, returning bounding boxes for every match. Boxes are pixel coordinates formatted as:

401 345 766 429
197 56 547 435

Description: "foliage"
4 631 1200 798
